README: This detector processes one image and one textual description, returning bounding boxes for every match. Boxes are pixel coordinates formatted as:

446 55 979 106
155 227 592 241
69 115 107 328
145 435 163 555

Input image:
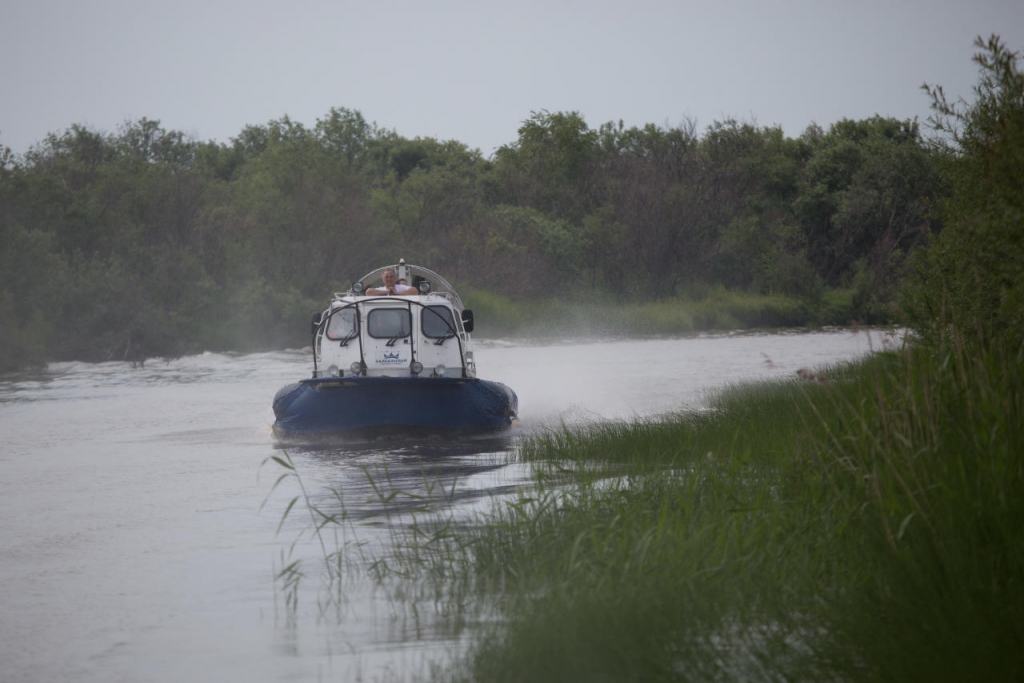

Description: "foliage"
797 116 939 292
903 35 1024 347
0 291 48 371
1 85 955 369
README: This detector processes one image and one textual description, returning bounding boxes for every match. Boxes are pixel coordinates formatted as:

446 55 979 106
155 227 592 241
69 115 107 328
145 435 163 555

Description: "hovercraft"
272 260 518 436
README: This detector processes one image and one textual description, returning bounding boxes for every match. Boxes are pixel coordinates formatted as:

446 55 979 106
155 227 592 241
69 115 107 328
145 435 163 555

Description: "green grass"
461 287 869 339
377 336 1024 681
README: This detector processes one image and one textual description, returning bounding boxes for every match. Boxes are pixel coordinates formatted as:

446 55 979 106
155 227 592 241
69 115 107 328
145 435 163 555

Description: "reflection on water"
278 432 521 523
0 329 900 682
278 430 517 460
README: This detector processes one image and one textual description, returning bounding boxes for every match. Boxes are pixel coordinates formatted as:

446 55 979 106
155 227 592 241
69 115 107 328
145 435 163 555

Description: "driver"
366 268 417 296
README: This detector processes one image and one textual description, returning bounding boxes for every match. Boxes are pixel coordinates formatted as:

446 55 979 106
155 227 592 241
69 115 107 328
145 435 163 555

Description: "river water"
0 329 898 682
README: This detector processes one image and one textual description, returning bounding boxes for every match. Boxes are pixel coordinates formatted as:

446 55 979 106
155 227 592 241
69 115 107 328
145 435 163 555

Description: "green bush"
903 36 1024 348
0 291 48 371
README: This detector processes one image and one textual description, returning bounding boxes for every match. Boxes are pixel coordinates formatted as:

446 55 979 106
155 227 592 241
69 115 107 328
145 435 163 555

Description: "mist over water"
0 329 897 682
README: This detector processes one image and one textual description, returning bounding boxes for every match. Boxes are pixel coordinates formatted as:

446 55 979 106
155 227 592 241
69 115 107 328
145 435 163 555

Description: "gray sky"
2 0 1022 158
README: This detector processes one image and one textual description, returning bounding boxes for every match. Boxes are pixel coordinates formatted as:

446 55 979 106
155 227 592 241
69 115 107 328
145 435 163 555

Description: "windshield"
367 309 411 338
325 307 358 340
422 305 457 338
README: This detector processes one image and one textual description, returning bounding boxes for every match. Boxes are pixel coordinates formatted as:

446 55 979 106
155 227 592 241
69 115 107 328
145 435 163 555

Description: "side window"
421 306 457 338
367 309 411 338
325 307 358 340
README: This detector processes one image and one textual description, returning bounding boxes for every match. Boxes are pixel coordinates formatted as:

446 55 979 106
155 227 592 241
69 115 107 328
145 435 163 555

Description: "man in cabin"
366 268 417 296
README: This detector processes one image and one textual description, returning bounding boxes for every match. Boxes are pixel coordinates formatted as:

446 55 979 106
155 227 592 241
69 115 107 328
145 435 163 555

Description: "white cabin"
311 262 476 380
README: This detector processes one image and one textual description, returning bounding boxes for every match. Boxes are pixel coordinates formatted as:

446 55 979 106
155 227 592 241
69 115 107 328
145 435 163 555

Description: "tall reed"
396 337 1023 681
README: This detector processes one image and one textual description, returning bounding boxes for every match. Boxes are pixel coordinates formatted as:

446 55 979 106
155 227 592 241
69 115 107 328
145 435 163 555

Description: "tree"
796 117 938 290
700 120 811 295
493 111 600 224
314 107 375 169
903 35 1024 345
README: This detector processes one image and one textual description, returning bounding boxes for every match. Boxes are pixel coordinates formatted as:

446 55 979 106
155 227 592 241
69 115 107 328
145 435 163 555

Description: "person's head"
398 278 408 285
381 269 397 287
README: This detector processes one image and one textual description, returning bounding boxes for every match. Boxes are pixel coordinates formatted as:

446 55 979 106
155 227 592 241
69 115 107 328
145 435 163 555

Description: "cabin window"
421 306 457 338
367 309 411 338
325 307 358 340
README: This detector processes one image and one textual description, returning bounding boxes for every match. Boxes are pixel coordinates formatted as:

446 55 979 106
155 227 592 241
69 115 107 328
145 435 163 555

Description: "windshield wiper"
433 331 455 345
338 331 358 347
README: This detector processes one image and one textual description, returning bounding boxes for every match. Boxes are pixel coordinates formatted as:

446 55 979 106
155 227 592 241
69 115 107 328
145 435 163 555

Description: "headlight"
410 361 423 375
433 364 446 377
352 281 365 294
350 362 363 376
417 280 431 294
327 364 340 377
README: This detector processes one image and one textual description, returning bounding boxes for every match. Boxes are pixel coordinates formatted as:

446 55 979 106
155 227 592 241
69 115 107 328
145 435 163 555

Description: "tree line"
3 37 1019 372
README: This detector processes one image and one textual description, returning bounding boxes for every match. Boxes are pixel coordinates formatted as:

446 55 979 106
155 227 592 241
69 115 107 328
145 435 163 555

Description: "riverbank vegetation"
326 36 1022 680
385 335 1021 682
3 50 941 371
459 286 861 338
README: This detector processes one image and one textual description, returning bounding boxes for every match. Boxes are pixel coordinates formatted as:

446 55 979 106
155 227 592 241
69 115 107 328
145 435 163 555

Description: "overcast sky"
2 0 1022 158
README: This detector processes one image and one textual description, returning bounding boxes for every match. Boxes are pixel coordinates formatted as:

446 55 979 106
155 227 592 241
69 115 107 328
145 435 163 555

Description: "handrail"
343 263 465 310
